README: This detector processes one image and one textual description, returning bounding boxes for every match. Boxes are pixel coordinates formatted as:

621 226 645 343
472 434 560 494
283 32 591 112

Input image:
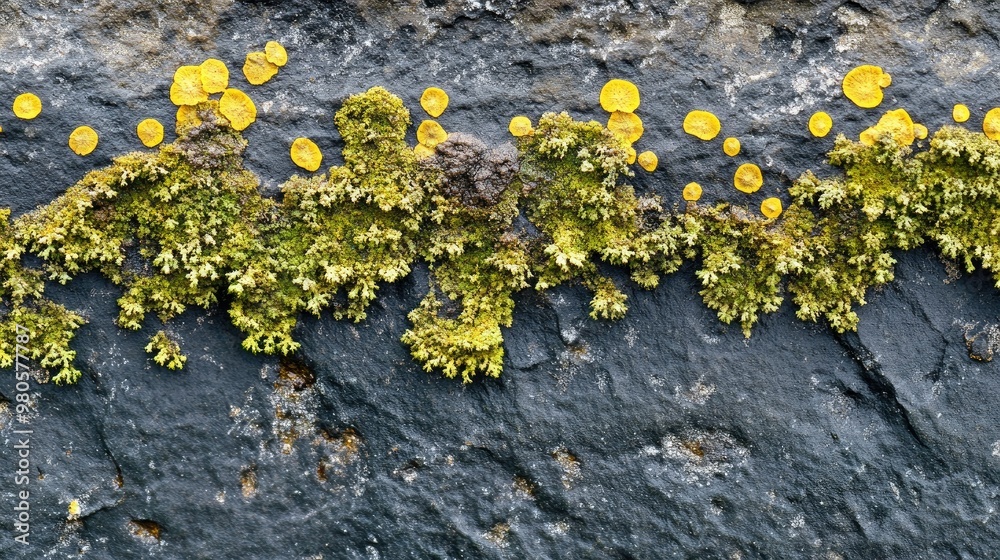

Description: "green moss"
0 209 84 384
145 330 187 370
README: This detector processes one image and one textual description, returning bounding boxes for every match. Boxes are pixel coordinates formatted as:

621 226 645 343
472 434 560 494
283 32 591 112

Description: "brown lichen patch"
484 522 511 548
513 476 536 499
961 323 999 362
240 465 257 498
552 447 581 489
127 520 162 544
315 428 363 482
272 357 319 454
242 51 278 85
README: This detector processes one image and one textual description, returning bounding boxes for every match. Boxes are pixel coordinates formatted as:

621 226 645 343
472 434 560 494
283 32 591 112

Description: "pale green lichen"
145 330 187 370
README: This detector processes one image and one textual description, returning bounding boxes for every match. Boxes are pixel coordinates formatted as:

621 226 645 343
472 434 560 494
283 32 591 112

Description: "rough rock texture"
2 1 1000 558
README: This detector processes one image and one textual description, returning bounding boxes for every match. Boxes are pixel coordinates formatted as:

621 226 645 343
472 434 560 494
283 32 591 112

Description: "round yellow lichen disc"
808 111 833 138
637 151 658 172
599 79 640 113
414 143 436 159
913 123 928 140
508 116 533 137
243 51 279 86
859 127 878 146
417 120 448 147
290 137 323 172
68 126 98 156
136 118 164 148
12 93 42 120
265 41 288 67
842 65 887 109
723 137 741 156
608 111 644 144
626 146 637 165
760 197 783 219
682 182 702 202
683 110 721 141
420 87 449 118
200 59 230 94
983 108 1000 141
170 65 209 106
874 108 915 146
953 104 971 123
176 105 202 134
219 88 257 131
734 163 763 193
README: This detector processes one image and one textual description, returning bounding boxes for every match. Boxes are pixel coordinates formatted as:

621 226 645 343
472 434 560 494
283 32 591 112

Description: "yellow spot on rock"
13 93 41 120
637 150 658 172
420 87 449 118
859 108 914 147
219 88 257 131
68 126 98 156
508 116 533 137
243 52 279 86
599 79 640 113
68 500 80 518
136 118 164 148
414 143 436 159
170 65 209 106
953 104 970 123
723 137 741 156
175 105 202 134
607 111 643 143
265 41 288 67
842 65 890 109
417 120 448 147
983 108 1000 140
683 110 721 141
734 163 763 193
682 182 702 202
760 197 782 219
290 137 323 172
626 146 636 165
200 59 230 94
914 123 928 140
808 111 833 138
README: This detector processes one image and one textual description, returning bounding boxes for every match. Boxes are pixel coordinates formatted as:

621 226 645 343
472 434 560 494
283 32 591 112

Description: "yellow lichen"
808 111 833 137
626 145 637 165
200 59 230 94
637 150 658 172
842 65 890 109
290 137 323 172
420 87 449 118
508 116 533 137
136 118 164 148
859 108 914 146
175 105 202 134
265 41 288 67
219 88 257 131
682 182 703 201
914 123 928 140
68 126 98 156
607 111 644 143
67 500 80 519
12 93 42 120
760 197 782 219
983 108 1000 140
414 143 436 159
599 79 640 113
734 163 763 193
953 104 970 123
723 137 741 156
683 110 721 141
417 120 448 147
243 51 279 86
170 65 209 106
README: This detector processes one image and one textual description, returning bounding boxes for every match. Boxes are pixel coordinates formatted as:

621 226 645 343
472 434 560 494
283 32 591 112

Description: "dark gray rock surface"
2 1 1000 558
